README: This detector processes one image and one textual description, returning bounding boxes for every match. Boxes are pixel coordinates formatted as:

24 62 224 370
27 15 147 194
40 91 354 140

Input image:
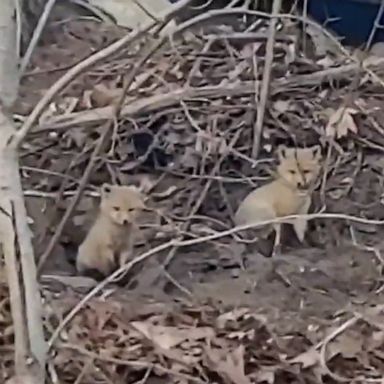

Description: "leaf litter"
2 1 384 383
325 106 359 139
35 294 384 383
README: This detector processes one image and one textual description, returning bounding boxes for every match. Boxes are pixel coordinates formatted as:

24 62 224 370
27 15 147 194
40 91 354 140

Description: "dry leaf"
316 56 335 68
205 345 252 384
325 107 358 138
90 83 121 107
216 308 250 329
131 321 214 350
327 331 363 359
318 89 328 99
289 347 320 368
69 129 87 148
255 367 276 384
273 100 291 115
369 42 384 57
368 331 384 350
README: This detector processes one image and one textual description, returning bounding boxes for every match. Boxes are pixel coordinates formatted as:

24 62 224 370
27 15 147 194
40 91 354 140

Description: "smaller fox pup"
234 145 322 256
76 183 145 278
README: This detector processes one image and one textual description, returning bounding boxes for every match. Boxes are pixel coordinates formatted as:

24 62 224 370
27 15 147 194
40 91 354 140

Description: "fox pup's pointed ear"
127 185 141 194
277 145 287 161
310 145 322 160
101 183 112 197
138 198 146 209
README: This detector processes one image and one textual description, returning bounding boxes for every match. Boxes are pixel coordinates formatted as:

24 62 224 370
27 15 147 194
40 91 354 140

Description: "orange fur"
234 145 322 253
76 183 145 277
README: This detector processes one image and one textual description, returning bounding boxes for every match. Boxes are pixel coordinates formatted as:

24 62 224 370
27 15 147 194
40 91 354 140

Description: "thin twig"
19 0 57 75
37 40 167 272
318 315 360 383
365 0 384 50
0 3 46 378
73 358 94 384
58 343 206 384
143 129 242 289
37 125 110 272
48 211 384 347
317 306 384 383
170 8 384 88
10 0 194 149
37 58 384 133
16 3 380 147
252 0 282 158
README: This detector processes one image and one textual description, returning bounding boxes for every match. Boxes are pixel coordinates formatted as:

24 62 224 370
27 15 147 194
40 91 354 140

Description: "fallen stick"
19 0 57 75
34 58 384 133
252 0 282 157
48 210 384 347
10 0 194 149
37 4 195 272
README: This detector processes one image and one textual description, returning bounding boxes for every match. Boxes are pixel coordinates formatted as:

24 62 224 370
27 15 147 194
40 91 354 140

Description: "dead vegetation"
1 0 384 383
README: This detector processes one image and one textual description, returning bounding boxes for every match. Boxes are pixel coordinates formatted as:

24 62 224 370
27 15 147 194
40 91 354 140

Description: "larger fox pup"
234 145 322 256
76 183 145 278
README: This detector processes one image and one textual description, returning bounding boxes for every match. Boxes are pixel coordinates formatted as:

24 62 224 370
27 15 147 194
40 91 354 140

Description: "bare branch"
0 0 46 380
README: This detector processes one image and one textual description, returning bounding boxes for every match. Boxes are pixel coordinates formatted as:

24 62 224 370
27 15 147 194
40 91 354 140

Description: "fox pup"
234 145 322 256
76 183 145 278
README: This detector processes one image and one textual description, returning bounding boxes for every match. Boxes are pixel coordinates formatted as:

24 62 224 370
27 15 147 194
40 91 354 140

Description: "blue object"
306 0 384 46
167 0 384 46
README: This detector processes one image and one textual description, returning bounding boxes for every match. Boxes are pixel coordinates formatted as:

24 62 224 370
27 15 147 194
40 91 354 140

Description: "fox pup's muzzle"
297 182 311 192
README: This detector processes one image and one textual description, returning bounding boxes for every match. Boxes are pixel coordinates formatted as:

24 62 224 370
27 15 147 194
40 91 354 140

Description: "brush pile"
2 1 384 382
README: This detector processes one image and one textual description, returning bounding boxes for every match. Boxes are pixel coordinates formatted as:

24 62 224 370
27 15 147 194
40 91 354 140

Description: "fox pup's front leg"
118 231 134 268
272 223 282 257
76 243 115 278
119 248 133 269
291 196 311 243
98 245 116 276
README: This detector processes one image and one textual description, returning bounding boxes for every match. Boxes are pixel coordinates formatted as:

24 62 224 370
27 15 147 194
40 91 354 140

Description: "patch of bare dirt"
2 1 384 382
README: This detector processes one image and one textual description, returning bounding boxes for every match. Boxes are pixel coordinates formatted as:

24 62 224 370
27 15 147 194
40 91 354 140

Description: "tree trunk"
0 0 46 381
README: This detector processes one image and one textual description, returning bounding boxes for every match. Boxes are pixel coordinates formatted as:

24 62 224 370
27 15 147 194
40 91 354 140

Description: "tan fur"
234 145 322 254
76 183 145 277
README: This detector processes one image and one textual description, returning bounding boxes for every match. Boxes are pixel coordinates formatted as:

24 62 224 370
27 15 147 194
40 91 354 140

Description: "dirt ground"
6 6 384 383
18 9 384 333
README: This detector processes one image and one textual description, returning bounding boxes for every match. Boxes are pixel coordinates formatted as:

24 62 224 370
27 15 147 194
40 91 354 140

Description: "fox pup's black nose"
122 218 129 225
297 181 306 189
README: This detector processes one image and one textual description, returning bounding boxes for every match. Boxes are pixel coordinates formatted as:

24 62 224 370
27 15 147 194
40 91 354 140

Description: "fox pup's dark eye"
128 208 135 213
113 207 120 212
303 170 311 175
289 170 296 175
